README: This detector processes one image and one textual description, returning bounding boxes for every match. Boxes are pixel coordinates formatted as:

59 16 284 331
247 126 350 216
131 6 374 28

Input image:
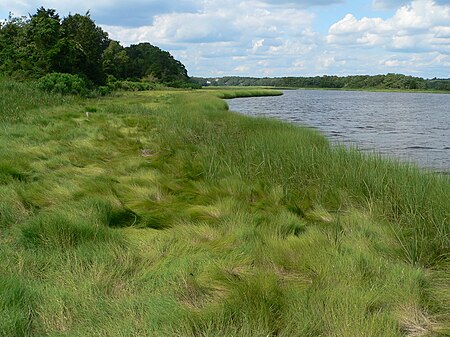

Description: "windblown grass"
0 80 448 336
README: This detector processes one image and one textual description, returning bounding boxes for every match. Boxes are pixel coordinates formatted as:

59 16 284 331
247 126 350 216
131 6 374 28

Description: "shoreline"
225 88 450 174
204 85 450 94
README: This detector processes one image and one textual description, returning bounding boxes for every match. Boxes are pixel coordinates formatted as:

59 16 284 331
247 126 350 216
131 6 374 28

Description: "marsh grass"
0 77 79 124
0 80 448 336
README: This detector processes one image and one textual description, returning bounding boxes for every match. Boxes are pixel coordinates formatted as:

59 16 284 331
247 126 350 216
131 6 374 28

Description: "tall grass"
203 87 283 99
0 81 448 336
0 77 78 123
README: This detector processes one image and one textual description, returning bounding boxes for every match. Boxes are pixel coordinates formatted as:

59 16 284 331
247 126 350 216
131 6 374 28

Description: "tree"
0 13 28 75
102 40 130 80
125 43 189 82
1 8 194 87
48 37 87 75
61 12 110 84
23 8 62 76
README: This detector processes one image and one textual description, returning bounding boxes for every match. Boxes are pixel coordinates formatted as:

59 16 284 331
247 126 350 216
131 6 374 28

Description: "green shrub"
96 85 112 96
166 80 202 89
109 80 157 91
37 73 88 96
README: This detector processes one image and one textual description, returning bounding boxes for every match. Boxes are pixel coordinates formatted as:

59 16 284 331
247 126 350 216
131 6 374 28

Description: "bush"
166 80 202 89
96 85 112 96
108 80 157 91
37 73 88 96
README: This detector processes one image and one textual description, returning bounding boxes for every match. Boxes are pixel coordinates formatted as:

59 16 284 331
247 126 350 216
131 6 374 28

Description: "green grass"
0 79 449 336
201 86 283 99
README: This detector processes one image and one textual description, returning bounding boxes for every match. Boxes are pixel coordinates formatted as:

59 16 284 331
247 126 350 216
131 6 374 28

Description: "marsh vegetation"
0 79 449 336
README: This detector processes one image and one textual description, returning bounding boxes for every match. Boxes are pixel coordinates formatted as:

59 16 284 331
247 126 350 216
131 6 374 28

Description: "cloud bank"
329 0 450 54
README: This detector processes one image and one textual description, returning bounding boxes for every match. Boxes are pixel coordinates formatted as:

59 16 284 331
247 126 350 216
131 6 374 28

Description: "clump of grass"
0 275 35 337
204 87 283 99
21 211 119 250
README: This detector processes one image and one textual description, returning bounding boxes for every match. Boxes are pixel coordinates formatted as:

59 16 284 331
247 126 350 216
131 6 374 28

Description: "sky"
1 0 450 78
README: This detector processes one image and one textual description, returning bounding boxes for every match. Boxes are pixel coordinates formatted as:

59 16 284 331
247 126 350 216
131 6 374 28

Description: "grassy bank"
201 86 283 99
0 79 449 336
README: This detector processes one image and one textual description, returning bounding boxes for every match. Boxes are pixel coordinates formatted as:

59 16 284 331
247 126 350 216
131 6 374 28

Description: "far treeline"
0 7 198 91
193 74 450 91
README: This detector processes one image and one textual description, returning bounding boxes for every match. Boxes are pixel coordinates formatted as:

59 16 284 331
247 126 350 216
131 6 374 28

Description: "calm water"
227 90 450 172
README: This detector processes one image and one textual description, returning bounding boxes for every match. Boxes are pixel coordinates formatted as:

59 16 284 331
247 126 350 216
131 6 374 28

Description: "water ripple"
227 90 450 172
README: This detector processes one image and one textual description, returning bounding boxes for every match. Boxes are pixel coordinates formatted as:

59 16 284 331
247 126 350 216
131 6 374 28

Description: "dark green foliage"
194 73 450 91
61 13 109 84
167 80 202 89
102 41 130 80
22 8 62 77
0 8 193 88
37 72 88 95
427 78 450 90
96 85 112 96
0 8 109 83
108 80 159 91
47 37 86 75
0 14 28 77
125 42 189 83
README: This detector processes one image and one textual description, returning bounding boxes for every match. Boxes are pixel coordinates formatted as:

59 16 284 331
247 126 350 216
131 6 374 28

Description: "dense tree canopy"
126 43 189 83
0 8 191 86
102 41 130 80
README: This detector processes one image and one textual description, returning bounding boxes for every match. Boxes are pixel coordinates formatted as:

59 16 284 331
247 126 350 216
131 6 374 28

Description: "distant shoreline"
203 85 450 94
271 86 450 94
193 74 450 93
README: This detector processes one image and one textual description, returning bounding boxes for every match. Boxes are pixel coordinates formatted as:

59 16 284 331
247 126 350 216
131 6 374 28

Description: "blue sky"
1 0 449 78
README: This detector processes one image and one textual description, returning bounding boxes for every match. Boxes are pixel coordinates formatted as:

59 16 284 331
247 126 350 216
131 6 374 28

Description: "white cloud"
432 26 450 38
0 0 202 26
327 0 450 54
234 65 250 72
372 0 408 9
104 2 313 45
384 59 402 67
252 39 266 53
100 0 449 77
319 55 336 68
380 52 450 72
373 0 450 9
100 0 319 77
0 0 340 26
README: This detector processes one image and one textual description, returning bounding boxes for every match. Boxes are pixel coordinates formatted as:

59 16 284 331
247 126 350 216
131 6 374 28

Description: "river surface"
227 89 450 173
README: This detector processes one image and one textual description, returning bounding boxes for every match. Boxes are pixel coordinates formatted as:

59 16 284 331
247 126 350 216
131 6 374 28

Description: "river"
227 89 450 173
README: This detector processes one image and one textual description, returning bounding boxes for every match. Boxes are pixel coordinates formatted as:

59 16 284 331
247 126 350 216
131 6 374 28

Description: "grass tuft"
21 211 118 250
